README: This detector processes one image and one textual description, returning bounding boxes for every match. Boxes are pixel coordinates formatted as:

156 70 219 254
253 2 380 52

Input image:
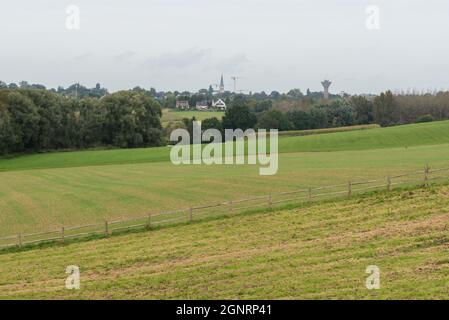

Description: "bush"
416 114 435 123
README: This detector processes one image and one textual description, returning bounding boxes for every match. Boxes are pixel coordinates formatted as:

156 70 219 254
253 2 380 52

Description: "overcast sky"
1 0 449 94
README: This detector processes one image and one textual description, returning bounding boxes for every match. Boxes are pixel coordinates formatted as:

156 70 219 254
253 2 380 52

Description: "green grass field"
161 109 225 125
278 120 449 152
1 185 448 299
1 120 449 172
1 121 449 236
2 120 449 300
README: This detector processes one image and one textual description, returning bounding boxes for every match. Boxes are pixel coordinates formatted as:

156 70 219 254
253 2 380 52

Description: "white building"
212 99 227 111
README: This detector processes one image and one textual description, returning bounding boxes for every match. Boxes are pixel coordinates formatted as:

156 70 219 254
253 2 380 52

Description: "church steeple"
219 75 224 93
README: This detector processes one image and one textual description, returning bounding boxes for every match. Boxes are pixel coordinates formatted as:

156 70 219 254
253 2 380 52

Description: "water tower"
321 80 332 100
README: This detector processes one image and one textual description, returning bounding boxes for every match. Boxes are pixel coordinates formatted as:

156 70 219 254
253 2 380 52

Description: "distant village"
169 75 340 111
175 75 228 111
175 99 227 111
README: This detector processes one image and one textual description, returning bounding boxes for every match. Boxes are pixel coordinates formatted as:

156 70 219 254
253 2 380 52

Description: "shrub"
416 114 435 123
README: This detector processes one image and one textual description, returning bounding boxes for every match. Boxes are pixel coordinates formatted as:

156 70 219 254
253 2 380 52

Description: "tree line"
178 91 449 137
2 83 449 155
0 89 163 155
0 80 332 109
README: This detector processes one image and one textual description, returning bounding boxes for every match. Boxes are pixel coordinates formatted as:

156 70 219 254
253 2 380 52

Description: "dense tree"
374 91 397 126
393 91 449 123
163 92 177 109
222 96 257 131
56 83 109 99
257 109 291 130
287 89 304 98
0 88 163 155
188 94 207 107
350 95 374 124
269 91 281 99
4 90 41 151
288 110 312 130
0 103 15 154
202 117 223 133
253 99 272 113
102 91 163 148
308 108 328 129
319 100 357 127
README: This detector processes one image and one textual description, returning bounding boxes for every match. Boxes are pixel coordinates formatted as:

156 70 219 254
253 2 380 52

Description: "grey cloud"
144 48 212 70
2 0 449 93
71 53 92 62
113 51 136 62
216 54 250 73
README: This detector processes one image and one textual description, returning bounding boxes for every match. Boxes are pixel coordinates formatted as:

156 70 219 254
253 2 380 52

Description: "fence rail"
1 164 449 250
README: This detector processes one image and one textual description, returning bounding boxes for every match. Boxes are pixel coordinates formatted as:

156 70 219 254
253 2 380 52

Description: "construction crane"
230 76 243 93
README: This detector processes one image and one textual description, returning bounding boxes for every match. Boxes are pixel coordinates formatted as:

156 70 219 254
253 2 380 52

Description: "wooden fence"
1 164 449 250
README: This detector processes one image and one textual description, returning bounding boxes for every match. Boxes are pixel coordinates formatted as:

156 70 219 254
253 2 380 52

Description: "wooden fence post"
308 187 312 200
147 214 152 229
268 194 272 210
17 233 22 248
189 207 193 222
387 176 392 192
61 226 65 242
348 181 352 198
424 164 430 187
105 221 109 235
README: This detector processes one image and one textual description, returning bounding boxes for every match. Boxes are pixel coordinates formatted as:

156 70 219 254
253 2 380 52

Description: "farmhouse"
212 99 227 111
176 100 190 110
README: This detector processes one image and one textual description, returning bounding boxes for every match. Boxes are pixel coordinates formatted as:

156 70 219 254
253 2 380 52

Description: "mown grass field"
1 185 449 299
161 109 225 125
1 120 449 172
1 121 449 236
